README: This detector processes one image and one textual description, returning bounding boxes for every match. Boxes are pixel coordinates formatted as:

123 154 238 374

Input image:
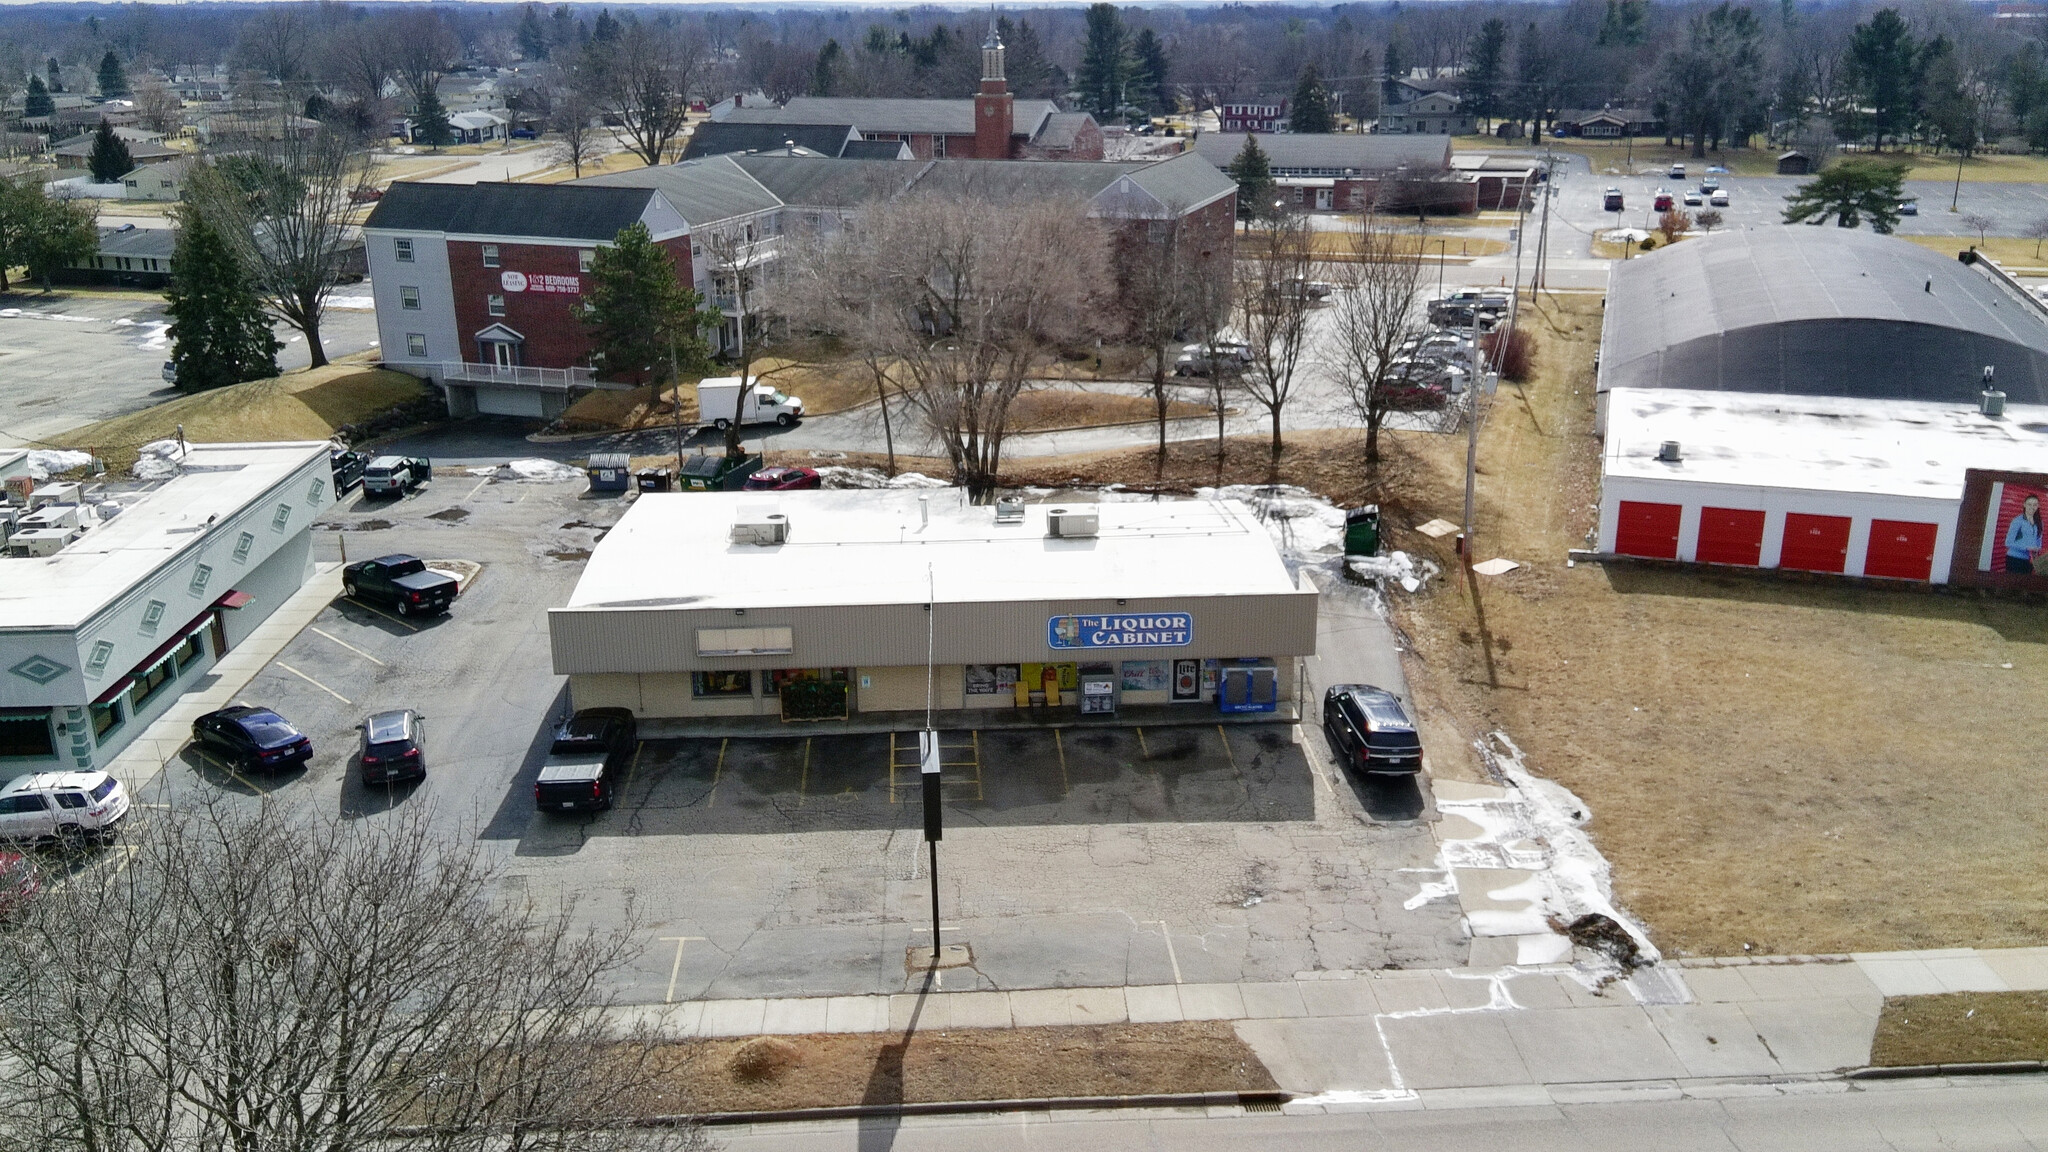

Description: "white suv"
0 771 131 848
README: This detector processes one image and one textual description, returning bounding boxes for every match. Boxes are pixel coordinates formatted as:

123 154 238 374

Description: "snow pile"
132 440 186 481
25 449 92 480
1199 483 1345 557
1347 549 1439 593
816 466 950 490
469 458 582 482
1602 227 1651 244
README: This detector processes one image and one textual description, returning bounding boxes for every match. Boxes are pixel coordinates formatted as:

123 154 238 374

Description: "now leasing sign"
1047 612 1194 650
500 271 582 295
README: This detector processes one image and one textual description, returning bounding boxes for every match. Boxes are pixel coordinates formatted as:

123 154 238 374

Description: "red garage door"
1780 513 1852 573
1615 500 1682 559
1864 519 1939 581
1696 507 1767 567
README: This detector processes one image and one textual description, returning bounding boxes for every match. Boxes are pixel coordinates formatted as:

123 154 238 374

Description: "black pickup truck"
342 554 458 617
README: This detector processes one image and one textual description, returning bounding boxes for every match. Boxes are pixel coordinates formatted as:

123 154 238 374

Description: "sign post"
919 728 942 955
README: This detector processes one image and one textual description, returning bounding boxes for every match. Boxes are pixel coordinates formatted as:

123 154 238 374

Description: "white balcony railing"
434 362 607 391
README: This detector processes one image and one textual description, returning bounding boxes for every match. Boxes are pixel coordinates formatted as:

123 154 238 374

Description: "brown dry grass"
1008 389 1212 432
637 1022 1276 1114
1871 992 2048 1066
1903 235 2048 271
58 364 428 461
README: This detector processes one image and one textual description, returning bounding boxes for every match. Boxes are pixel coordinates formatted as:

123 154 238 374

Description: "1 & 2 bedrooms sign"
1047 612 1194 650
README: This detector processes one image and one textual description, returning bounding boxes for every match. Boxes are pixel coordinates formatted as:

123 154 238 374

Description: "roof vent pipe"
1657 440 1682 463
1982 366 2006 418
919 494 929 528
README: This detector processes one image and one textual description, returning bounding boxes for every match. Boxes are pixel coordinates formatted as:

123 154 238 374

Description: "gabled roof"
724 95 1060 139
728 156 921 208
53 133 179 161
681 120 859 161
840 138 914 160
363 180 664 241
1116 152 1239 212
94 225 175 259
1190 132 1451 174
576 154 783 225
1034 112 1095 150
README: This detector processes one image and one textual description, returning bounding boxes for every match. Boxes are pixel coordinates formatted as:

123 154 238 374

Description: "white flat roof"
564 489 1301 611
1603 387 2048 500
0 442 329 631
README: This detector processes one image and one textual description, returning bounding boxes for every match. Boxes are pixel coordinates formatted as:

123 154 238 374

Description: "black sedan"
191 706 313 772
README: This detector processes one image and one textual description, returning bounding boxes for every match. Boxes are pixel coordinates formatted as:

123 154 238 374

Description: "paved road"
711 1075 2048 1152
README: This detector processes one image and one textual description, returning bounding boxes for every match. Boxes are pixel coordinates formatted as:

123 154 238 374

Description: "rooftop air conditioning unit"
730 510 788 546
1046 506 1099 538
20 504 79 532
1657 440 1682 463
29 482 80 511
994 495 1026 525
9 528 72 557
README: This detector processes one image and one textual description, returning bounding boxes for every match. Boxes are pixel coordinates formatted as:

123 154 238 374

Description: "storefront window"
767 668 848 696
130 656 177 712
692 670 753 698
90 700 123 741
964 665 1019 695
171 632 206 676
1120 660 1170 692
0 709 55 758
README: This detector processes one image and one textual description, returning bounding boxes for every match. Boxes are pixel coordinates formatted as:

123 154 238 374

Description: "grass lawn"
1871 992 2048 1066
58 364 428 465
1903 234 2048 271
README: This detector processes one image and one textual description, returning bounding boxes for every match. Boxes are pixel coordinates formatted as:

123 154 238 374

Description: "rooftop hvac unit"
994 495 1026 525
29 482 80 511
730 510 788 546
20 504 79 532
1046 506 1099 538
1657 440 1682 463
9 528 73 557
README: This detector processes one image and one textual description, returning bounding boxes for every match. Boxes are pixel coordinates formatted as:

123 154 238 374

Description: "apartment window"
400 285 421 310
189 564 212 596
481 244 500 268
406 333 427 358
487 294 506 317
394 237 415 262
578 249 595 272
233 532 255 562
271 504 292 531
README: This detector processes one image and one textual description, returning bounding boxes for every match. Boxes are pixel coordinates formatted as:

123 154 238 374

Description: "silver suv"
0 771 131 848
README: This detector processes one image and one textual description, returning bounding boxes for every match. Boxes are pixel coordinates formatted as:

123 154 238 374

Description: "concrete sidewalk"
104 562 343 797
613 946 2048 1110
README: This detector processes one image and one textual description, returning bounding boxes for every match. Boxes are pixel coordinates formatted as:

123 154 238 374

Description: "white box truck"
697 376 804 430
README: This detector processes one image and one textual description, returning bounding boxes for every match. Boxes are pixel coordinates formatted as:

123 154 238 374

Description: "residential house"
56 224 176 288
1216 97 1286 133
52 129 180 176
123 154 197 202
1553 107 1663 138
449 110 509 145
1377 90 1472 135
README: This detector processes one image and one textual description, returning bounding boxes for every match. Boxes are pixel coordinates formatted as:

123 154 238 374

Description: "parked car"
1173 341 1254 377
0 772 130 848
1899 198 1919 216
192 706 313 772
1668 163 1686 180
343 554 458 617
358 709 427 786
742 466 822 491
1320 685 1424 776
1682 189 1703 207
1653 189 1674 212
362 455 431 498
161 360 178 384
510 127 538 140
330 448 369 494
1698 177 1721 195
1602 187 1625 212
348 186 385 203
0 850 38 918
1709 188 1730 207
534 708 637 813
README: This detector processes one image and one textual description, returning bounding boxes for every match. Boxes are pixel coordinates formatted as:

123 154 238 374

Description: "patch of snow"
136 322 170 351
132 439 187 481
1198 483 1345 558
490 458 582 483
1348 550 1438 593
25 449 92 479
815 466 950 490
326 295 376 311
1602 227 1652 244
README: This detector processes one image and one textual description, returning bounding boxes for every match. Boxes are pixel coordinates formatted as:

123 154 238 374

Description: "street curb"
1847 1061 2048 1080
649 1090 1292 1128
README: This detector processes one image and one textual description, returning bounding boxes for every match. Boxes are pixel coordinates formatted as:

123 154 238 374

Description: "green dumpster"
677 453 763 492
1343 506 1381 556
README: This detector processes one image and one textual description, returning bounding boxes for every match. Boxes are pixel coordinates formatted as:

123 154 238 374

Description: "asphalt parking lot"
153 472 1466 1004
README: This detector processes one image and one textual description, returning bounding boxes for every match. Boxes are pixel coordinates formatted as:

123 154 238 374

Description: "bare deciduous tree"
1330 214 1430 468
1233 207 1321 469
581 19 705 166
326 19 398 125
187 117 375 368
0 799 708 1152
550 85 606 179
231 6 312 87
1112 200 1231 477
133 77 184 137
392 9 462 108
694 216 783 458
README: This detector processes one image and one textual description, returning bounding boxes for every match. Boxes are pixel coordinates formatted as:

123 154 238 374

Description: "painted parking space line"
1054 728 1069 796
343 597 419 632
308 626 387 666
659 935 706 1004
707 738 728 807
274 661 353 705
463 477 492 501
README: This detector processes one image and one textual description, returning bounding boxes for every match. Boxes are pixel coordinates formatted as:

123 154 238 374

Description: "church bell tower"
974 14 1013 160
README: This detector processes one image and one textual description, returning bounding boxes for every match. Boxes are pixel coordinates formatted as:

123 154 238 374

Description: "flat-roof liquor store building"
547 490 1319 722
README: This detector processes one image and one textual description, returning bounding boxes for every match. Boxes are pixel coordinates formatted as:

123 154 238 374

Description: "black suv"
192 706 314 771
1322 684 1423 775
358 709 426 785
534 708 637 813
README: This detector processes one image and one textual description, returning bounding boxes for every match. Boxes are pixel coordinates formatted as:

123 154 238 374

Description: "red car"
741 466 822 491
0 851 39 920
1653 190 1675 212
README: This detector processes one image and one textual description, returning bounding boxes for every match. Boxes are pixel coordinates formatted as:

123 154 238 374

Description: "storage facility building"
1595 228 2048 589
548 490 1318 723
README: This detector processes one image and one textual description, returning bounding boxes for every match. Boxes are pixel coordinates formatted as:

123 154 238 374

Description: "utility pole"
1462 301 1479 569
1535 142 1556 290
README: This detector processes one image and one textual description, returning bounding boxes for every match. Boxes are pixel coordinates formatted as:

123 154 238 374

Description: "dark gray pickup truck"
342 554 457 617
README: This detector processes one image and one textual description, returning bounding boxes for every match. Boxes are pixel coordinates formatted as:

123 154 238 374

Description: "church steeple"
981 12 1005 83
974 7 1014 159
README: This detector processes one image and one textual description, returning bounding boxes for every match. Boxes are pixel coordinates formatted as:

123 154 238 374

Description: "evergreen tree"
591 10 622 43
1227 134 1275 221
998 17 1063 99
3 182 97 292
1599 0 1648 47
166 204 281 392
579 222 714 387
96 50 128 98
1131 28 1171 114
1781 157 1909 231
1844 7 1920 150
1077 2 1127 117
812 39 842 96
1289 64 1334 133
412 90 453 149
88 119 133 183
517 4 551 61
1380 36 1407 107
24 75 53 119
1462 19 1509 130
46 57 63 93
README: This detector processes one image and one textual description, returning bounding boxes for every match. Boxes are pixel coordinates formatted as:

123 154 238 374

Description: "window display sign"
1952 469 2048 590
1048 612 1193 650
1120 660 1169 691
